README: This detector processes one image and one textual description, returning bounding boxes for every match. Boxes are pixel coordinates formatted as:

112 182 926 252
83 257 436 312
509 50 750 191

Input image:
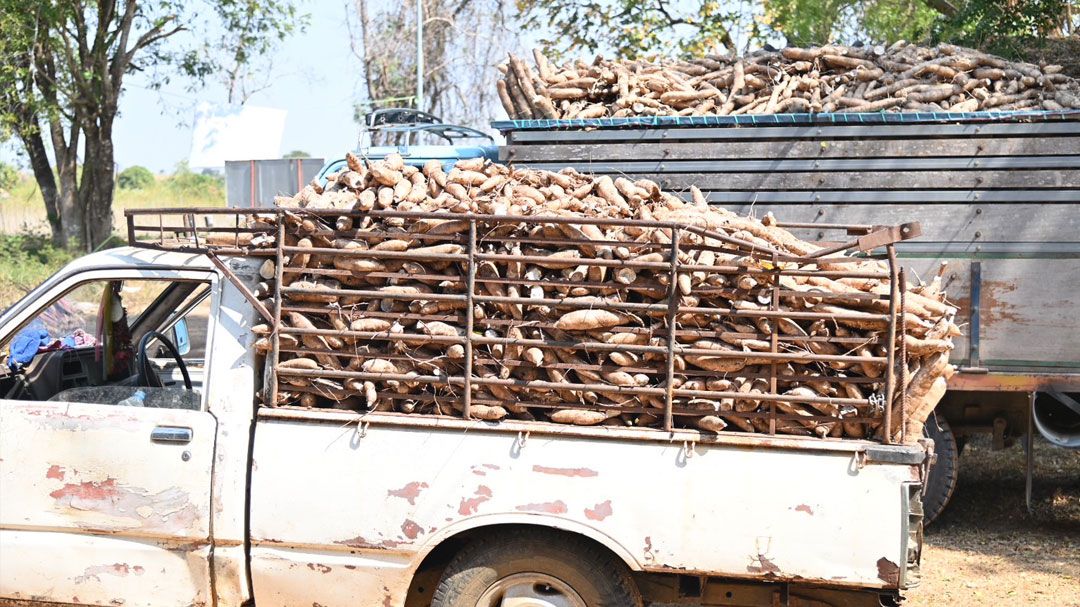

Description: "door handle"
151 426 193 444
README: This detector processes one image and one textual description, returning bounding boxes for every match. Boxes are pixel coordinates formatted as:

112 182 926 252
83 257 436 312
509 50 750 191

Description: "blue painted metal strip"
491 109 1080 132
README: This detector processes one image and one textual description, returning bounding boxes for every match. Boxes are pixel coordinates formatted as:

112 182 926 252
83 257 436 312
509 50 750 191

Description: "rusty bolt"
975 207 983 215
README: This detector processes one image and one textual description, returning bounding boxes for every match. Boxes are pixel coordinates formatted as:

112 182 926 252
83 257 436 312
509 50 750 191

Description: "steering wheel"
135 331 192 390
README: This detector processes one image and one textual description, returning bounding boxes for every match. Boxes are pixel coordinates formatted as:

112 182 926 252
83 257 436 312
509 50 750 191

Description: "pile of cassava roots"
497 42 1080 119
253 153 960 442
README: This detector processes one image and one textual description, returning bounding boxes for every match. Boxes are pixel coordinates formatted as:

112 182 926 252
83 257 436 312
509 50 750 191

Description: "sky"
112 1 363 173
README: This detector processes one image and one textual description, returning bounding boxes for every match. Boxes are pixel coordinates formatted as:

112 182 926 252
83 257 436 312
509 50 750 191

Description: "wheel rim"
475 572 587 607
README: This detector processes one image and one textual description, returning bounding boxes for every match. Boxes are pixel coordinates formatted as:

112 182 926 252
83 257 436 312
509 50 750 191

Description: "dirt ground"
905 435 1080 606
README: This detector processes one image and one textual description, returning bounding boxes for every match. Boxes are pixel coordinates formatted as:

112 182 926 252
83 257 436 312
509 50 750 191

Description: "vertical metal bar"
416 0 424 110
1025 390 1035 513
898 268 908 444
662 228 681 433
190 213 201 250
126 214 136 246
462 219 476 419
269 216 286 407
768 251 780 435
968 261 983 369
882 245 899 445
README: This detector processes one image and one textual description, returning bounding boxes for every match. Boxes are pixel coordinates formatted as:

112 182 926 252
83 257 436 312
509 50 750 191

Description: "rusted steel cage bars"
125 208 916 443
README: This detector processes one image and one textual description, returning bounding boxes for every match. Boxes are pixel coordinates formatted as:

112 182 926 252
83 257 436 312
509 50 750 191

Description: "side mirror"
171 319 191 356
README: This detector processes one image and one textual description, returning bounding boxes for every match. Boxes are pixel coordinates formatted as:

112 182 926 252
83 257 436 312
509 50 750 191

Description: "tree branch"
922 0 958 17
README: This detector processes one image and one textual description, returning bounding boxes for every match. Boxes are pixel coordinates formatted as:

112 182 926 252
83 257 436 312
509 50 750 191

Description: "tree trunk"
16 125 64 248
79 117 117 252
48 117 82 249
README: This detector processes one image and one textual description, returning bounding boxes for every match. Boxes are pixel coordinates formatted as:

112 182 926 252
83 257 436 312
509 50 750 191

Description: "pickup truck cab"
0 245 927 607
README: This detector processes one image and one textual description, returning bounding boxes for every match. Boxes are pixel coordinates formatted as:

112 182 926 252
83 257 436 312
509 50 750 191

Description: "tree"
349 0 517 138
283 149 310 158
516 0 748 60
117 165 155 190
0 1 303 251
182 0 308 105
516 0 1078 61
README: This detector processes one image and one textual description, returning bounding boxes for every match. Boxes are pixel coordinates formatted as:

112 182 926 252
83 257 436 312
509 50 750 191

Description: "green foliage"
116 166 155 190
937 0 1072 58
166 162 224 200
518 0 1077 60
0 161 17 192
517 0 742 59
0 230 76 308
283 150 310 159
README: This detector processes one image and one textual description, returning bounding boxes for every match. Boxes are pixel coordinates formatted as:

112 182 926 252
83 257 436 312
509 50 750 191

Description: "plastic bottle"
117 389 147 407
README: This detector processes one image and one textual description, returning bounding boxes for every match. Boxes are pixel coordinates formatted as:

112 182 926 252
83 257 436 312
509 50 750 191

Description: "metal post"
965 261 987 372
416 0 424 111
882 245 898 444
462 219 476 419
662 228 681 433
269 217 286 407
768 251 780 435
898 268 908 443
1025 390 1035 514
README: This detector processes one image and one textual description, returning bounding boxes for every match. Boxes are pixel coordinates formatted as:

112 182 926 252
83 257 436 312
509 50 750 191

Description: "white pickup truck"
0 244 927 607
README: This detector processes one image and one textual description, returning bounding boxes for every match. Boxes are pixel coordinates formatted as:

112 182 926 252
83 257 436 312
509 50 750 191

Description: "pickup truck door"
0 268 219 607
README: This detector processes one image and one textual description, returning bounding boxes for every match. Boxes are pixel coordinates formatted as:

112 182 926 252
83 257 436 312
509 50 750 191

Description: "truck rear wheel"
430 529 642 607
923 415 959 525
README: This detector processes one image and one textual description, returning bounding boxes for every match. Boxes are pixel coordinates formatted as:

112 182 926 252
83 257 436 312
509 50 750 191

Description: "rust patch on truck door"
458 485 492 515
532 465 598 478
49 476 199 533
515 500 568 514
387 481 428 505
584 500 613 521
876 557 900 585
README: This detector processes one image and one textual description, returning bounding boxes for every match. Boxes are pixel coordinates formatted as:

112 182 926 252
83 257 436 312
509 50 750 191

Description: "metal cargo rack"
125 207 922 444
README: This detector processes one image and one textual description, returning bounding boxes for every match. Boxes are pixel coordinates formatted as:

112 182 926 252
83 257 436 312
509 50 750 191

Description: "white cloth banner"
188 102 287 169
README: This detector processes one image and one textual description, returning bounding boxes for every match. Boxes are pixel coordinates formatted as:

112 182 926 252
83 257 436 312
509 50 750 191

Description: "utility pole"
416 0 424 112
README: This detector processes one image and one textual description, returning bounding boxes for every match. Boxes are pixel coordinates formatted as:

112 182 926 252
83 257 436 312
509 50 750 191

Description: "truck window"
0 279 211 410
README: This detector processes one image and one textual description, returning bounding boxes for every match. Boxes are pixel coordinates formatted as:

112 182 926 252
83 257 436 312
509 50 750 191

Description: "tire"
431 529 643 607
922 414 960 525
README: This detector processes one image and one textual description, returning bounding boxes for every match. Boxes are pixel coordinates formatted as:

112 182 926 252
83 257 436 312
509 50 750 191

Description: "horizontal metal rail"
125 207 906 442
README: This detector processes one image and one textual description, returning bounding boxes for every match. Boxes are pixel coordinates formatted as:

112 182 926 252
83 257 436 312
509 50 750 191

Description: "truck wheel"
431 529 643 607
923 415 959 525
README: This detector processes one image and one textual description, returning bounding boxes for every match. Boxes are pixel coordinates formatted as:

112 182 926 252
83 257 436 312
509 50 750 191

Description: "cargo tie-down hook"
682 441 697 459
516 431 530 450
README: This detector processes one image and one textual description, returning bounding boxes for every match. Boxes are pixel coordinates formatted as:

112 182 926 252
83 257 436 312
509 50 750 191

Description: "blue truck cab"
315 108 498 182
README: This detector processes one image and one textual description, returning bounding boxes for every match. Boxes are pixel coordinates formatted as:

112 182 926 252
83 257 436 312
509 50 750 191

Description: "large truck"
0 207 929 607
495 109 1080 522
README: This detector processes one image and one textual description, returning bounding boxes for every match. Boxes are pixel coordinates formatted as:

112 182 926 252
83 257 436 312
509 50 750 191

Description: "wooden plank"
700 190 1080 203
722 203 1080 244
506 120 1080 143
637 170 1080 191
518 156 1078 174
501 136 1080 163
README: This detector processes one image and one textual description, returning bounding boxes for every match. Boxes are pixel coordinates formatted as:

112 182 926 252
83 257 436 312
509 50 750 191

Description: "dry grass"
0 174 223 235
907 435 1080 606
